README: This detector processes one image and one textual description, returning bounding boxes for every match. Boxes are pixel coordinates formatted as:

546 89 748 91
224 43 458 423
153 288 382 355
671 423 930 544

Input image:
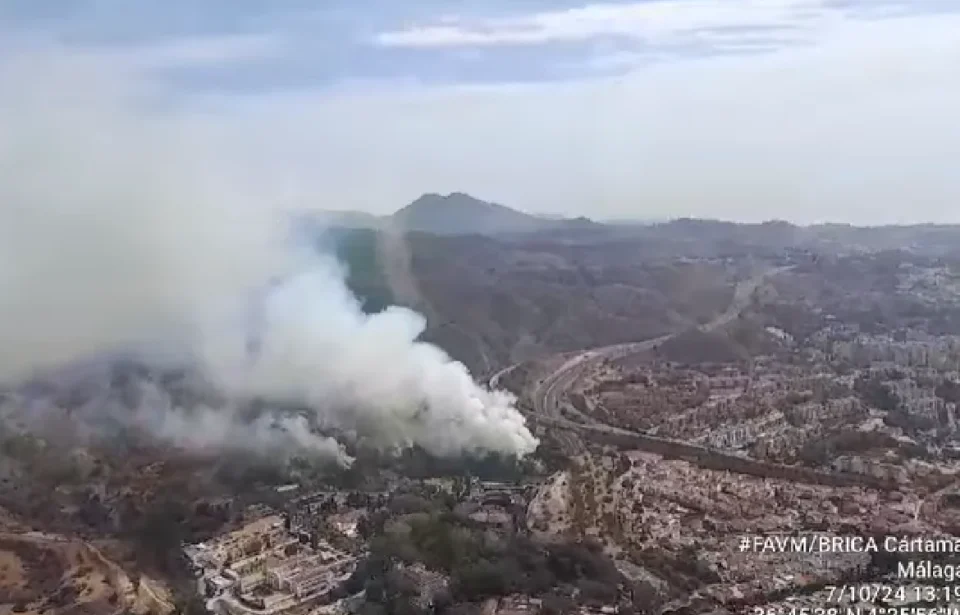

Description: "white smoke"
204 259 537 457
131 375 352 465
0 44 537 462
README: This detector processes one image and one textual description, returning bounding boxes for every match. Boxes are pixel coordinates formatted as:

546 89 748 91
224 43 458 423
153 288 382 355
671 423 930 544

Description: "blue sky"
2 0 960 223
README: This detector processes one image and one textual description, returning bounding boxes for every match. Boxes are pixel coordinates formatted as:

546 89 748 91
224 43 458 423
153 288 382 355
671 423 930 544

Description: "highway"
478 265 919 491
518 266 790 450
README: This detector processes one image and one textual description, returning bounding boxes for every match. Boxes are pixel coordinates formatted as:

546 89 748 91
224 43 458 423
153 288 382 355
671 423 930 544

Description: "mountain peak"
309 192 598 237
406 192 494 209
391 192 542 235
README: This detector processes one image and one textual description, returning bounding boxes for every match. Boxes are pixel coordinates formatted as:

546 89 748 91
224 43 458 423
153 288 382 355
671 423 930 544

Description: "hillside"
315 219 960 375
309 193 598 237
653 328 745 365
325 227 737 375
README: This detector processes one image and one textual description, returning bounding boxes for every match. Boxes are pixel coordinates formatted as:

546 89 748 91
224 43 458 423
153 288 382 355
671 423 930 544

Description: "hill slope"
306 192 600 237
320 226 738 375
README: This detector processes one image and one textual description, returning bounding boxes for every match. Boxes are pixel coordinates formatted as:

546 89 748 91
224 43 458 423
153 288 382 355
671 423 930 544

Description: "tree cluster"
350 492 627 615
853 375 900 412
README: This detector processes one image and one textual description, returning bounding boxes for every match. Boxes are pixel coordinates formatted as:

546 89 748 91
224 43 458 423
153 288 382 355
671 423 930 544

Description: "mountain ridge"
308 193 960 241
313 192 598 236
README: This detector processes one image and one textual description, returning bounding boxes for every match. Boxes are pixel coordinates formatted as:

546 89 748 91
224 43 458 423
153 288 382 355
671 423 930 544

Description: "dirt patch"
0 536 65 608
0 531 166 615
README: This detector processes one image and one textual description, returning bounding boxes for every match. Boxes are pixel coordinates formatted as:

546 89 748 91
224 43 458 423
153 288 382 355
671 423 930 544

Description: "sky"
1 0 959 224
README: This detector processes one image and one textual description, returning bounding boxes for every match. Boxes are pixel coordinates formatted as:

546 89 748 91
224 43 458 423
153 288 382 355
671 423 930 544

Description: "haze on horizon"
1 0 959 225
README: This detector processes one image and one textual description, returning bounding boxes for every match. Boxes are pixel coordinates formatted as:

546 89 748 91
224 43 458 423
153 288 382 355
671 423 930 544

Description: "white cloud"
234 9 960 224
3 4 959 226
374 0 848 49
0 29 283 76
126 34 284 68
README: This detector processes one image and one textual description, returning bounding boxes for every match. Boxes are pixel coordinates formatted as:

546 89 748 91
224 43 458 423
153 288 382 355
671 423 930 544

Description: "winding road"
492 266 790 450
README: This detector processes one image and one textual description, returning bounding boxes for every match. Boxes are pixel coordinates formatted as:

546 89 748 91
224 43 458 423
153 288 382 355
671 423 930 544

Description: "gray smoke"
0 46 537 463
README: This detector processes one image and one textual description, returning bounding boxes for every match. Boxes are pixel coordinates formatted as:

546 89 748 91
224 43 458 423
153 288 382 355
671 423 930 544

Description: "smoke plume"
0 45 537 463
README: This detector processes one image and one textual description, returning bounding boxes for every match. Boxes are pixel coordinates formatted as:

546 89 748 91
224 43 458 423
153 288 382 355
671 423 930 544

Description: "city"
2 1 960 614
